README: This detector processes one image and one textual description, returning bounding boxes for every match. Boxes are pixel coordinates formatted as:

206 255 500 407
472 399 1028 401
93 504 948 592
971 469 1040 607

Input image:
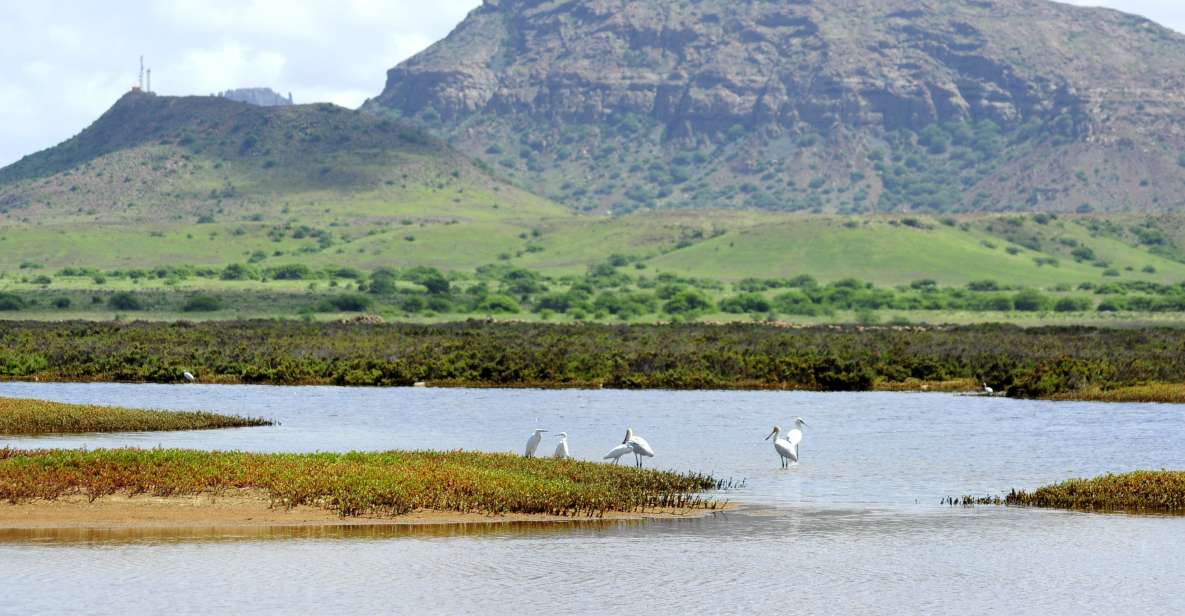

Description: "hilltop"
368 0 1185 215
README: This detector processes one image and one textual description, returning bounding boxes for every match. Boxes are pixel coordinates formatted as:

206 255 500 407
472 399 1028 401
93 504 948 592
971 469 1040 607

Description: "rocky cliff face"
368 0 1185 214
219 88 294 107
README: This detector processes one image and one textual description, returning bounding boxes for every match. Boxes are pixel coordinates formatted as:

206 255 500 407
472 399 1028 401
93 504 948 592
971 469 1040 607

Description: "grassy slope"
6 202 1185 285
3 95 1185 299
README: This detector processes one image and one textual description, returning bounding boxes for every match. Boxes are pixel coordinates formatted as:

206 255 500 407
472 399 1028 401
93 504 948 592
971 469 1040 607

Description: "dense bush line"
0 321 1181 397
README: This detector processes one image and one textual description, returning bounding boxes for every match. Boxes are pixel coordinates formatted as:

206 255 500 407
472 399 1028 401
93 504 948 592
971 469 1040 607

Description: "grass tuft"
0 397 270 434
1005 471 1185 514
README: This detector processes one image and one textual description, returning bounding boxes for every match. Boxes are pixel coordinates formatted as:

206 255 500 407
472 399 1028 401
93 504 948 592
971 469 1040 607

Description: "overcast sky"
1 1 1183 168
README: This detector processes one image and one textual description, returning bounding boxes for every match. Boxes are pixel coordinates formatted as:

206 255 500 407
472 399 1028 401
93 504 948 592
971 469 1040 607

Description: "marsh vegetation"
0 448 719 517
0 397 269 434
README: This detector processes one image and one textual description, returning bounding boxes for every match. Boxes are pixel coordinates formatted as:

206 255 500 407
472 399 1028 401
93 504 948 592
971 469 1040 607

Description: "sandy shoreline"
0 491 725 531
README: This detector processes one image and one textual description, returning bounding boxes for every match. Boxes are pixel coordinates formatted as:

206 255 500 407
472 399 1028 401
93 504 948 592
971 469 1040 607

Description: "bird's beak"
764 429 775 441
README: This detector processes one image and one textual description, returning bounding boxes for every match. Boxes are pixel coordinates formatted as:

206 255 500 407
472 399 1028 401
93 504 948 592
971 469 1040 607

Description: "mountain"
218 88 294 107
366 0 1185 215
0 91 555 225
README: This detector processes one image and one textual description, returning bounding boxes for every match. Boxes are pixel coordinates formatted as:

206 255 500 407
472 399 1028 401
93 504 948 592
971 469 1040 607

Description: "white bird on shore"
983 382 994 395
765 426 798 469
182 371 196 383
622 428 655 468
785 417 807 461
603 443 632 464
553 432 570 459
524 428 547 457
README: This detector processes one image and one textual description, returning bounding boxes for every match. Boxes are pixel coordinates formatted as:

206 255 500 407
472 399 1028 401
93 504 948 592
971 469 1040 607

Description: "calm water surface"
1 382 1183 615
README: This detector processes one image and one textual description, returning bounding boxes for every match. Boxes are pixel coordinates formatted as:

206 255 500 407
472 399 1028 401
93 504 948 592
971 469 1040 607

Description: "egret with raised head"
553 432 569 459
622 428 655 468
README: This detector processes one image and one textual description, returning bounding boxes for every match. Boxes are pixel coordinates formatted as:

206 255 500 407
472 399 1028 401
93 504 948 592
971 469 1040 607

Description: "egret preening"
603 443 632 464
553 432 569 459
785 417 807 461
182 371 196 383
524 428 547 457
765 426 798 469
622 428 655 468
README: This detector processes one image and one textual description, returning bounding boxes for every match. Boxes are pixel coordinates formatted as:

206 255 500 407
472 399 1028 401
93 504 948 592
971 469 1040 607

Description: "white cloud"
0 0 1181 167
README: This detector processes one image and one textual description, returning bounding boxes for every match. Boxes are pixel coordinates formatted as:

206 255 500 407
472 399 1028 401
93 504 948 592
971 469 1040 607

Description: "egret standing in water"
622 428 655 468
982 382 994 395
765 426 798 469
553 432 569 459
182 371 196 383
785 417 807 461
524 428 547 457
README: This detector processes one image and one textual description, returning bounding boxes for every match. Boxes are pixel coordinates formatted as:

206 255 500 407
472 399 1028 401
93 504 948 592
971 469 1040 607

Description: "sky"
1 1 1183 168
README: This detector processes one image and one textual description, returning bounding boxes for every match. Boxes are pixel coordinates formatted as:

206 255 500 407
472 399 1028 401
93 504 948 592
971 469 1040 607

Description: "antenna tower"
139 56 144 90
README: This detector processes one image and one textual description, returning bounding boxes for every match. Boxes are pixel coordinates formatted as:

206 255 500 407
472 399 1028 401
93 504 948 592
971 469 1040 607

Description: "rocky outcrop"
367 0 1185 214
219 88 294 107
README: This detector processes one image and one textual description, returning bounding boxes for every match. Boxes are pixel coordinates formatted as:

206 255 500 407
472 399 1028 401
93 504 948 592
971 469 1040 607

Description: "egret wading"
524 429 547 457
765 426 797 469
983 382 994 395
785 417 807 461
622 428 655 468
553 432 569 459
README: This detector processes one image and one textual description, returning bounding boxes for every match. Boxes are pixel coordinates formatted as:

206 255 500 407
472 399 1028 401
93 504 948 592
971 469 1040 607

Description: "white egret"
182 371 196 383
983 382 994 395
553 432 570 459
764 426 798 469
602 443 632 464
524 428 547 457
785 417 807 461
622 428 655 468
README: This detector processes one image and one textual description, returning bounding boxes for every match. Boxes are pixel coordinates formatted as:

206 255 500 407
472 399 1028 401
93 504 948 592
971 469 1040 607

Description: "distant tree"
108 292 143 311
182 295 223 312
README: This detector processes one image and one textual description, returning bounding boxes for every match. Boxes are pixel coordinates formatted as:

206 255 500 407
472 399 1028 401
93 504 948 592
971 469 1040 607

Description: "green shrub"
662 289 713 315
0 293 25 311
319 294 372 312
108 292 143 311
1013 289 1051 312
1054 297 1092 312
52 297 71 309
182 295 224 312
220 263 259 281
268 264 313 280
477 294 521 314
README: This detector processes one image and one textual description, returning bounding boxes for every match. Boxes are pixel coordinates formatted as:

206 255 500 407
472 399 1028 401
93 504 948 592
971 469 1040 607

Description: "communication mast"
139 56 144 90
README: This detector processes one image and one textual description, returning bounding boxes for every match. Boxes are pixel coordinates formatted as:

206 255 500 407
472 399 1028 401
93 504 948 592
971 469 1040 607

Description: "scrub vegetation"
1005 471 1185 514
0 448 720 518
3 320 1185 399
0 397 270 434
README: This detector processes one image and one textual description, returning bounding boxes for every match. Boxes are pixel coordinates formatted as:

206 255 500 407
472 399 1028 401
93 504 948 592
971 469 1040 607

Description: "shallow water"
1 382 1183 614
